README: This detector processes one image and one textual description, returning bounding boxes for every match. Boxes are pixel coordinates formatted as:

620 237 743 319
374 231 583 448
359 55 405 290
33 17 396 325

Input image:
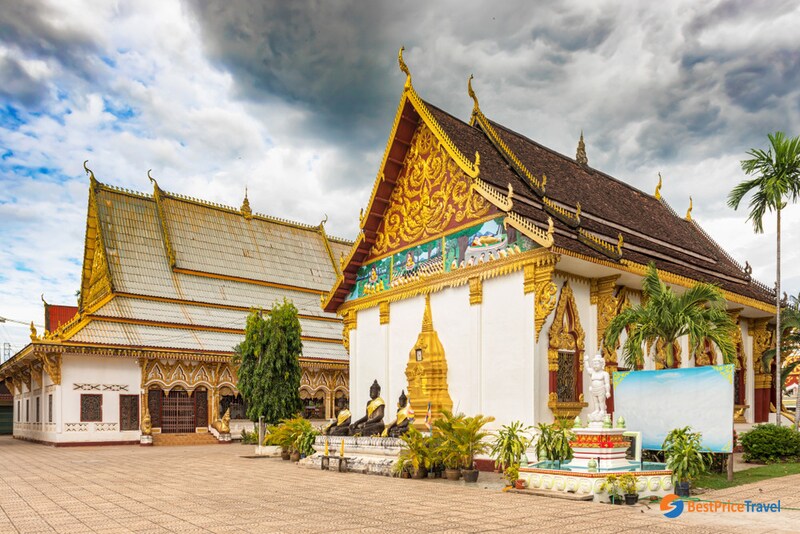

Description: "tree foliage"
761 295 800 391
727 131 800 233
234 299 303 424
604 263 736 369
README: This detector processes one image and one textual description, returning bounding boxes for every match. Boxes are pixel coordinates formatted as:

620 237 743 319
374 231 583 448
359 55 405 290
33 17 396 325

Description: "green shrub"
740 424 800 463
240 428 258 445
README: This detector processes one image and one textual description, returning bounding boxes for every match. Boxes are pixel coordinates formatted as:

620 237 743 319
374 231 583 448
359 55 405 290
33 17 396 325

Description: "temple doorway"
301 390 325 419
161 389 195 433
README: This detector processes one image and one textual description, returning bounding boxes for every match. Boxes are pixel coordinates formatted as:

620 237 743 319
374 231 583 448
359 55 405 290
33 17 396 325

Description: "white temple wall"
741 320 755 423
386 295 426 416
428 287 474 416
54 353 140 443
480 271 533 427
352 307 383 419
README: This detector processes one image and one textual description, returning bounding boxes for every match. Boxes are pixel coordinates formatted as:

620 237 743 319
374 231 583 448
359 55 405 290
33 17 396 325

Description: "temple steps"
152 432 219 446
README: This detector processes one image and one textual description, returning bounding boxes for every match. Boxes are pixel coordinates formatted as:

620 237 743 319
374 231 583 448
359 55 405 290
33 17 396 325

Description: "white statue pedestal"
139 435 153 446
569 427 630 470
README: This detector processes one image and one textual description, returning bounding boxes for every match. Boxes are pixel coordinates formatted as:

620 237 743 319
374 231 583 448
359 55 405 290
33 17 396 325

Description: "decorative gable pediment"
369 124 494 259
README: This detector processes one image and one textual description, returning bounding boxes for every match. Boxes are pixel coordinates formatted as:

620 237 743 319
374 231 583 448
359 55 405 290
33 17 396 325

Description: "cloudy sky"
1 0 799 353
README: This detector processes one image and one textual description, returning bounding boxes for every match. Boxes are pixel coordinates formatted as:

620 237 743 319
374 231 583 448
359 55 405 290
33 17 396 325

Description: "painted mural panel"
347 215 539 301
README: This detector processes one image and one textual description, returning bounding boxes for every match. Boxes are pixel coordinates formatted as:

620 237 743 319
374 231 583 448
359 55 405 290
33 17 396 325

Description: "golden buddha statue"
382 390 413 438
349 380 385 436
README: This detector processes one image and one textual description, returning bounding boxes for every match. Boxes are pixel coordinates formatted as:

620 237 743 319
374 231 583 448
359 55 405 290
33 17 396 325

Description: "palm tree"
604 263 736 370
761 295 800 427
728 132 800 427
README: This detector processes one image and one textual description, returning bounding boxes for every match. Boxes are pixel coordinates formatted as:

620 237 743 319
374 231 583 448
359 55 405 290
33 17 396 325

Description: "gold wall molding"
525 254 560 340
469 277 482 306
342 310 357 353
749 318 773 381
338 248 558 315
40 353 62 386
591 276 621 368
379 301 390 324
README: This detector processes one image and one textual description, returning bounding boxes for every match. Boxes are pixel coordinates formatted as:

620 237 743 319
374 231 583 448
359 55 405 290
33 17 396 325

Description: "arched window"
547 282 587 419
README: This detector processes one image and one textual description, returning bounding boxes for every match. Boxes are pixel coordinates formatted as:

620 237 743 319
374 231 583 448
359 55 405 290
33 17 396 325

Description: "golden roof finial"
576 202 582 219
41 293 48 307
685 196 693 221
468 74 479 113
422 293 433 333
320 213 328 227
474 151 480 172
29 321 38 341
398 46 411 90
83 160 96 183
576 131 588 166
655 172 663 200
241 187 252 219
617 233 624 255
547 216 554 236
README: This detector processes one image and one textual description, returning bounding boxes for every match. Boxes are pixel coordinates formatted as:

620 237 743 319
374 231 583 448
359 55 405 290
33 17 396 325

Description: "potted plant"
600 474 622 505
264 422 293 460
504 464 519 488
533 422 574 467
491 421 533 485
434 411 466 480
457 414 495 483
619 473 639 505
663 426 709 497
395 428 431 479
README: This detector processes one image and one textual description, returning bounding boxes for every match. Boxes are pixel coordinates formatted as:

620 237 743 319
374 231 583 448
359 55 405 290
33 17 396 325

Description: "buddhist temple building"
324 50 778 430
0 171 350 445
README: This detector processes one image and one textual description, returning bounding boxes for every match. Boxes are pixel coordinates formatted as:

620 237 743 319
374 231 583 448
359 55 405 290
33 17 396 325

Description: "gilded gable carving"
371 124 492 257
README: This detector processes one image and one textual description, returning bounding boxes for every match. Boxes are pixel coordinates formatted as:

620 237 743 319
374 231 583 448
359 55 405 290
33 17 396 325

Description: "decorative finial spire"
240 187 252 219
398 46 411 90
576 131 588 166
83 160 96 183
320 213 328 227
617 233 624 255
685 197 693 221
41 293 48 306
655 173 663 200
29 321 38 341
422 293 433 333
468 74 479 113
576 202 581 219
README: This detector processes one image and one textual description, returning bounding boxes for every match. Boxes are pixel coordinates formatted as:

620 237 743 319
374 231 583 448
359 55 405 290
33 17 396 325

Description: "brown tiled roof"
425 101 773 305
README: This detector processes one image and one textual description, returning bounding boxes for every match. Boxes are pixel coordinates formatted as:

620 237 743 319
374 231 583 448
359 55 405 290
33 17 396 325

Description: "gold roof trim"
470 178 513 211
79 161 114 311
551 245 774 314
504 212 554 248
149 170 177 268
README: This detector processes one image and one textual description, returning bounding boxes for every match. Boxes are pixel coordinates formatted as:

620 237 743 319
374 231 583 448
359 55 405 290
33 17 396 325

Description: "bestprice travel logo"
661 494 782 518
660 494 684 518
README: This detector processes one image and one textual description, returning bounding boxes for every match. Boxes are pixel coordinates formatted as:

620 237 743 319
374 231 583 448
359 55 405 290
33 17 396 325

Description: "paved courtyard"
0 437 797 533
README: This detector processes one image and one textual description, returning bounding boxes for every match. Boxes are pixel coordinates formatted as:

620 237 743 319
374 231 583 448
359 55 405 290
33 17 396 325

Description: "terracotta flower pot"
290 451 301 462
445 468 462 481
412 467 428 479
514 479 526 490
281 450 291 461
462 469 479 483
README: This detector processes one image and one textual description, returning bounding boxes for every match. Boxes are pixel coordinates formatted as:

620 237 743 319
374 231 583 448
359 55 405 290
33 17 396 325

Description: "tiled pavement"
0 437 797 533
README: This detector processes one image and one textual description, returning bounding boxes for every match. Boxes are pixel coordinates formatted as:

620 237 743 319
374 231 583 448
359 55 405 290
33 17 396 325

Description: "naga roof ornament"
685 196 693 221
655 173 663 200
468 74 480 114
398 46 412 90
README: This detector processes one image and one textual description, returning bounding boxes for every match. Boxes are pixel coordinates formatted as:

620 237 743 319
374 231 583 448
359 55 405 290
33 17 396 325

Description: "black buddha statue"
382 390 413 438
324 408 352 436
349 379 385 437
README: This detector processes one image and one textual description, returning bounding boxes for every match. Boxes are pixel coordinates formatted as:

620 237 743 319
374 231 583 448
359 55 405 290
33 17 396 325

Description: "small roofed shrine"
324 48 778 430
0 167 351 445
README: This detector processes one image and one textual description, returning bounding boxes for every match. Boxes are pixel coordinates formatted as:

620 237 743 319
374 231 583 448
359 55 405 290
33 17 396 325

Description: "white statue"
584 353 611 427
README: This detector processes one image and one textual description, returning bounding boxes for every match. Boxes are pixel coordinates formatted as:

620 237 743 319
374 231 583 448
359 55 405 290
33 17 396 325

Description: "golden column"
406 293 452 429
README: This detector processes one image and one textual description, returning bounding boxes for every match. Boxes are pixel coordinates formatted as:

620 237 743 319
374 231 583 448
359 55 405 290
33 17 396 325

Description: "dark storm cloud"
0 1 101 107
183 0 800 192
